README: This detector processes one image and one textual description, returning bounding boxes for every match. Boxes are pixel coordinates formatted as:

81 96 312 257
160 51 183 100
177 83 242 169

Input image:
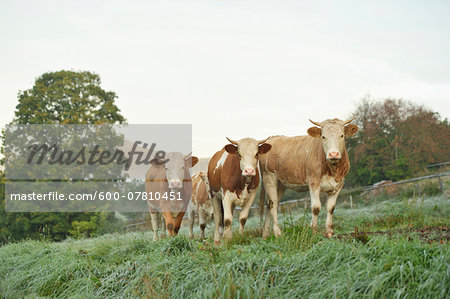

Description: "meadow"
0 193 449 298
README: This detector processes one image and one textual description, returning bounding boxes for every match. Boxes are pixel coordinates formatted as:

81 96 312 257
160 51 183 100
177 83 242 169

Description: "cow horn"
343 118 355 125
258 137 270 144
226 137 238 145
309 119 322 126
184 152 192 159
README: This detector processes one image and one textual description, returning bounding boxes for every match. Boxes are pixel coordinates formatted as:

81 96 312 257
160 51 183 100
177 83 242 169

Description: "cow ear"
258 143 272 154
185 156 199 168
224 144 238 154
307 127 321 138
344 124 358 137
150 158 166 167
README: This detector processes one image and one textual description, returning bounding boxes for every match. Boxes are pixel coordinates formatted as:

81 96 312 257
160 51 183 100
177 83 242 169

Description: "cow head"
152 152 199 189
224 137 272 177
307 118 358 165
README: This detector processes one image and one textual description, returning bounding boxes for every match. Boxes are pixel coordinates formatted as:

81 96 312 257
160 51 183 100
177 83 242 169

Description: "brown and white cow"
208 137 272 244
187 171 214 239
145 152 198 240
259 118 358 238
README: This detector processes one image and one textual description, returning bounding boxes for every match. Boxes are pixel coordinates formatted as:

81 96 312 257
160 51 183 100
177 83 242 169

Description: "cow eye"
341 134 344 138
255 153 258 158
322 136 325 139
165 167 168 170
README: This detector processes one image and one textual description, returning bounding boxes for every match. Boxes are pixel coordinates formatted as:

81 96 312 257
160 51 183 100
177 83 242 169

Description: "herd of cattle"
145 118 359 244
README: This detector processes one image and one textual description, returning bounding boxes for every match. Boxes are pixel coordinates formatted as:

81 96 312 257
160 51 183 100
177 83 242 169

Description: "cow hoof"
262 229 270 239
326 229 334 238
273 227 282 237
214 240 220 245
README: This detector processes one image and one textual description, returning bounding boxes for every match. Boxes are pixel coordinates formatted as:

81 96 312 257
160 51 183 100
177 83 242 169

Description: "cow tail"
259 181 266 227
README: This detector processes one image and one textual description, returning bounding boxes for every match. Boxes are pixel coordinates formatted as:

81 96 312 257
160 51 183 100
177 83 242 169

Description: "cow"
259 118 358 238
145 152 198 240
208 137 272 244
187 171 214 239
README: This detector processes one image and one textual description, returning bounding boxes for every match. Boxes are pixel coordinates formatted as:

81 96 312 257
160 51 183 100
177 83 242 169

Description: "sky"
1 0 449 158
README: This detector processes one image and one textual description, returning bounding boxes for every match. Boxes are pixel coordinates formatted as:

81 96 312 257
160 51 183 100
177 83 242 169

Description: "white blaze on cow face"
164 152 197 189
307 118 358 164
224 137 272 177
321 122 345 162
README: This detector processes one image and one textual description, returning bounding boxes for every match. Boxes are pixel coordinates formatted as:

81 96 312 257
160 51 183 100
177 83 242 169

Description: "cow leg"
259 180 266 227
173 211 186 235
162 212 175 236
263 199 272 238
199 208 207 239
212 194 223 244
277 182 286 205
239 191 256 234
263 175 281 238
325 188 341 237
309 186 321 231
150 212 159 241
188 203 195 239
222 192 234 240
161 215 167 237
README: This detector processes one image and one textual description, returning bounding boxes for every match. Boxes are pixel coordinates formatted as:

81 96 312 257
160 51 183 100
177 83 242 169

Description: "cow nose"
243 168 256 176
328 152 340 159
169 180 182 188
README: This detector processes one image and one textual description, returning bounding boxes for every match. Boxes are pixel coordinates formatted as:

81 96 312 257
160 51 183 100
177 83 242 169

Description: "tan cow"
187 171 214 239
145 152 198 240
208 137 272 244
259 118 358 238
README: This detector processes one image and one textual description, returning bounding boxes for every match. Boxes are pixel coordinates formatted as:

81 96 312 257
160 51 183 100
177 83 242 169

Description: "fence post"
438 177 444 194
415 183 421 197
350 195 353 209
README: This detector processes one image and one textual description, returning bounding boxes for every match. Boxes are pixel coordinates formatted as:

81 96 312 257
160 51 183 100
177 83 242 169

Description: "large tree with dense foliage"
1 70 126 243
14 70 125 124
346 97 450 186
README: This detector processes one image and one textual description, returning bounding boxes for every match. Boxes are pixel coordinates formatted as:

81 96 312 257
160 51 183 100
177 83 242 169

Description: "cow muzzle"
242 168 256 177
327 151 341 164
168 180 183 189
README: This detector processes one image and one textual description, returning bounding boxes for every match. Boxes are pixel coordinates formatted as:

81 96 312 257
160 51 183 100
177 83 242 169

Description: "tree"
346 96 450 186
14 70 125 124
1 70 126 243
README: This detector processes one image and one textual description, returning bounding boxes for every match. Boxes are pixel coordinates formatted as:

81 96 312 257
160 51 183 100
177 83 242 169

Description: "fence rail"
360 171 450 194
426 162 450 168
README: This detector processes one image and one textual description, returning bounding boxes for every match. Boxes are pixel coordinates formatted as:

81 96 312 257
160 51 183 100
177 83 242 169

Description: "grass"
0 194 449 298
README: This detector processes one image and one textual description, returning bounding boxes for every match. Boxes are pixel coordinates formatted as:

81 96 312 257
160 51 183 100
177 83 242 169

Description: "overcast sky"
1 0 449 157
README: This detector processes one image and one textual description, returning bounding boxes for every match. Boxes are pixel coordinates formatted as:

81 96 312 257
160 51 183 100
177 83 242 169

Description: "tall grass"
0 195 449 298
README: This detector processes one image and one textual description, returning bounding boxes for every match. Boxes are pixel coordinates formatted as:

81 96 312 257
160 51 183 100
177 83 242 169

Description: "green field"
1 194 449 298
